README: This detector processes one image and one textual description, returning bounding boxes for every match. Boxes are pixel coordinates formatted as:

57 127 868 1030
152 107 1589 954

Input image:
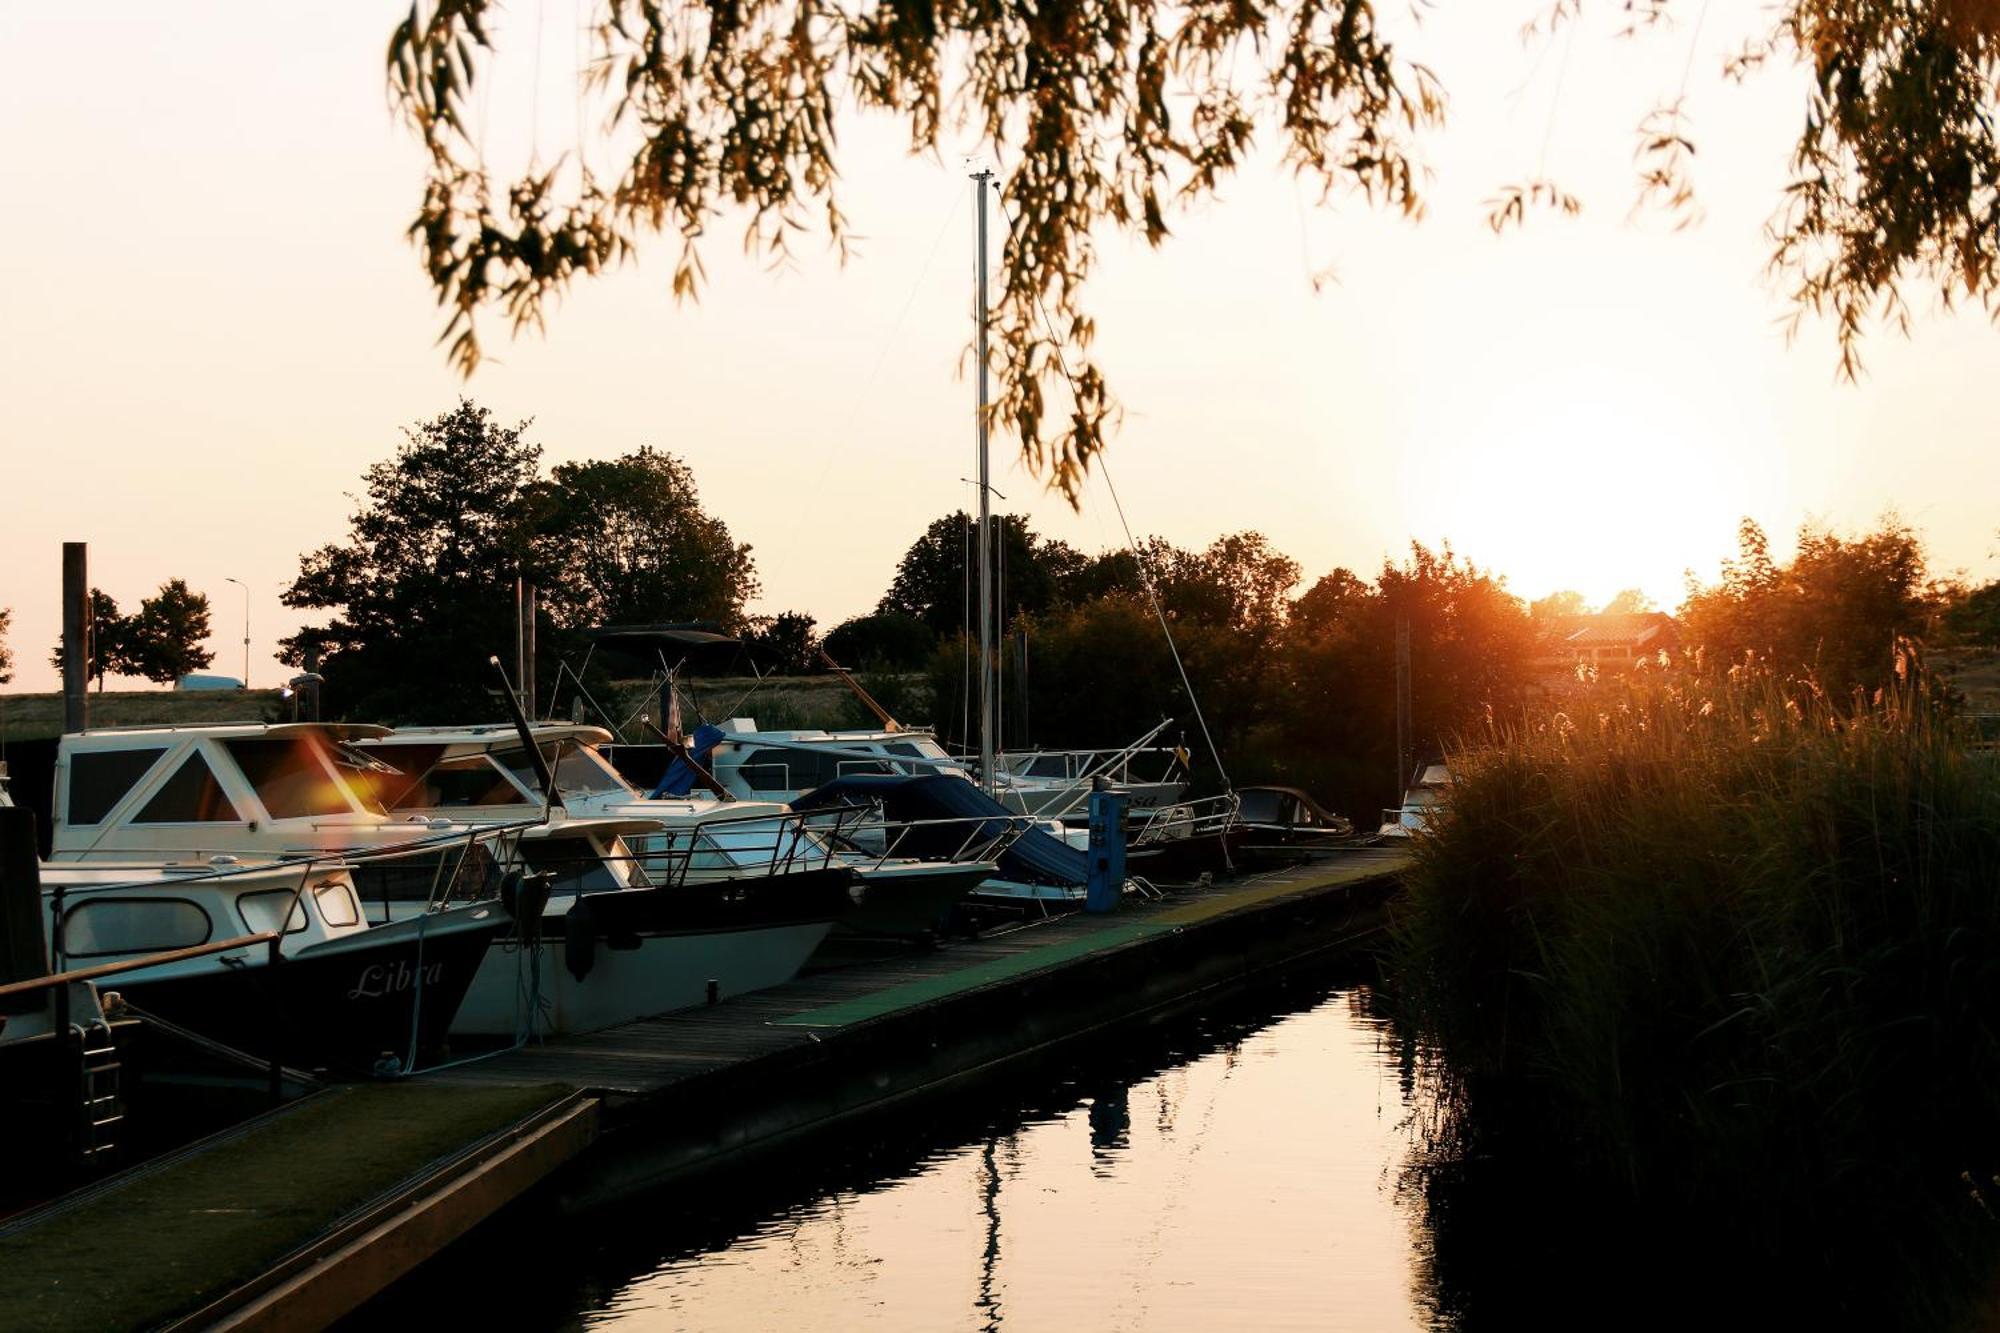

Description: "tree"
49 589 133 692
823 611 937 672
1945 581 2000 649
281 401 548 720
122 580 215 684
879 512 1081 637
537 447 759 629
0 608 12 686
1602 588 1657 615
1679 517 1941 700
1144 532 1301 638
741 611 820 675
386 1 1998 494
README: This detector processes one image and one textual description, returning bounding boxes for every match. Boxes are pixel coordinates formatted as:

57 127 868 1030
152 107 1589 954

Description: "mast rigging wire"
990 186 1233 789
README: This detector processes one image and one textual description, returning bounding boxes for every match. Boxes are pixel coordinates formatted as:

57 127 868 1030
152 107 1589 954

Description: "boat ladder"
72 1021 123 1166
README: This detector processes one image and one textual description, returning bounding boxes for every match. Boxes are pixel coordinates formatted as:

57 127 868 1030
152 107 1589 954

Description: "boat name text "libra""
348 958 446 1000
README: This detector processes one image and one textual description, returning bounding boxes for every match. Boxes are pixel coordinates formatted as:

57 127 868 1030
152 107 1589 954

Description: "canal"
358 959 1461 1330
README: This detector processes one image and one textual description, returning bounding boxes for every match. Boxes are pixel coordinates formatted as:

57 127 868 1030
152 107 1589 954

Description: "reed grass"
1390 660 2000 1322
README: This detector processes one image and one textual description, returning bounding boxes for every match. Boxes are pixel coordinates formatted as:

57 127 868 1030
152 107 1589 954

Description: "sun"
1394 371 1788 612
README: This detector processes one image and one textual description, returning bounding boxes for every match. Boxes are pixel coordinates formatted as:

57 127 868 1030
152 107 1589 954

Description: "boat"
43 720 846 1037
354 721 999 941
1378 762 1451 838
40 857 503 1072
1233 786 1357 864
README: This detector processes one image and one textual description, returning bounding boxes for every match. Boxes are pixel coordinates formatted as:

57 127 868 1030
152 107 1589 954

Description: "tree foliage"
879 512 1087 636
823 610 937 671
282 401 547 719
49 589 132 692
386 1 1996 494
283 402 760 719
1944 579 2000 649
539 447 758 630
123 580 216 684
0 607 12 687
741 610 820 674
45 583 215 689
1678 516 1943 701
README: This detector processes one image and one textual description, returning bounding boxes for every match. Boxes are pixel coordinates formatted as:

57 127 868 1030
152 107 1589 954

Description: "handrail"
0 931 280 1000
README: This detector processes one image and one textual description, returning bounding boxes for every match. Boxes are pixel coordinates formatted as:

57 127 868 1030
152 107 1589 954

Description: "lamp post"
224 577 250 689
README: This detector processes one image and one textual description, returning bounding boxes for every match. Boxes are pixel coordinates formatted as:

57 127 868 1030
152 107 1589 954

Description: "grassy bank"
1389 669 2000 1324
0 673 933 743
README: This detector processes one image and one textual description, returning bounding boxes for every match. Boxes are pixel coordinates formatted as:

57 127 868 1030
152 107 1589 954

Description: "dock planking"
419 848 1406 1099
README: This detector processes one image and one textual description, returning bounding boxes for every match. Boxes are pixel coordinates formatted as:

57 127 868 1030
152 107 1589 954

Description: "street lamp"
223 577 250 689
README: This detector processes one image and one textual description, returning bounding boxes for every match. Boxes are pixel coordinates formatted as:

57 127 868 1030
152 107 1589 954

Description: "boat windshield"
689 816 828 872
518 837 624 895
223 737 383 819
359 746 537 811
496 745 633 799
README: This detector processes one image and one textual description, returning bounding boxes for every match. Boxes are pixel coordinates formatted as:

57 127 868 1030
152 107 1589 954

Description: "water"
370 964 1453 1331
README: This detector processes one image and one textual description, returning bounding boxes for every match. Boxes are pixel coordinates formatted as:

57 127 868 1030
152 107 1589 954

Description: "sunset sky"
3 3 1995 693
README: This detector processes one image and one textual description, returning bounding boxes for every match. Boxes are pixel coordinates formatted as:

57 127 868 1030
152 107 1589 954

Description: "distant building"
1539 612 1681 672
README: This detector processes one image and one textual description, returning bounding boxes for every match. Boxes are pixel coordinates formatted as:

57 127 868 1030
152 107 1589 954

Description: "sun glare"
1395 376 1787 611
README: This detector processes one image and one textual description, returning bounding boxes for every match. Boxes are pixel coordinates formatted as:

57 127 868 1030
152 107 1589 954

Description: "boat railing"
622 806 863 886
1130 793 1241 846
801 809 1034 872
1001 744 1185 783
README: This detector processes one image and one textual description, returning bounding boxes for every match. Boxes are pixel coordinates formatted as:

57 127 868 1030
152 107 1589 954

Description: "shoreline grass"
1388 664 2000 1324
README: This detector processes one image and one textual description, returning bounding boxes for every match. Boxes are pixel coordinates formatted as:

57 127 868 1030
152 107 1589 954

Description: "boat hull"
450 867 854 1037
108 912 503 1074
840 861 994 938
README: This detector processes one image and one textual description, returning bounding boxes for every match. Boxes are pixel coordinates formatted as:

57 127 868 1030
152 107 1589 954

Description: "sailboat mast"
973 168 996 797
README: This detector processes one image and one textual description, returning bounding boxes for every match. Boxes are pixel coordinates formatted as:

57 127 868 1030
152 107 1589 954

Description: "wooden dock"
421 848 1406 1207
0 848 1403 1331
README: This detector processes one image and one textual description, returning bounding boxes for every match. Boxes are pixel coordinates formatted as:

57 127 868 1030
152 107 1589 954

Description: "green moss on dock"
0 1081 568 1332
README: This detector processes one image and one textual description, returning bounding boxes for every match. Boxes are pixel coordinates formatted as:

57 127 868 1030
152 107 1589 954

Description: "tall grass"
1391 663 2000 1322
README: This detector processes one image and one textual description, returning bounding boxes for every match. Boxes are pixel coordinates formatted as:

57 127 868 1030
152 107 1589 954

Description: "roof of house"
1551 612 1679 648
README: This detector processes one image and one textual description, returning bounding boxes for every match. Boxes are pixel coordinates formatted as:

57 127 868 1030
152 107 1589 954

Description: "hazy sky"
3 3 1995 693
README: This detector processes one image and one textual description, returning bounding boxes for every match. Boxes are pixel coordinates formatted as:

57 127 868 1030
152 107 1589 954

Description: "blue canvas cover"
650 723 727 798
792 773 1087 887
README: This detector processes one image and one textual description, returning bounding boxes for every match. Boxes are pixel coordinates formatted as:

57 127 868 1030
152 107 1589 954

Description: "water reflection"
354 962 1448 1332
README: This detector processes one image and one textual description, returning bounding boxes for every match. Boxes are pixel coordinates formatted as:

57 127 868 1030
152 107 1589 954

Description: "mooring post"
61 542 88 734
1085 787 1128 913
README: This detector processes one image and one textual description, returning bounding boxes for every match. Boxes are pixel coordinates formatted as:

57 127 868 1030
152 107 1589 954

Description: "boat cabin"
51 723 399 863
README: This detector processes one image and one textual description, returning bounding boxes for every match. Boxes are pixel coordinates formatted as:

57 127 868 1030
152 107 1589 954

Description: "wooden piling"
60 543 87 734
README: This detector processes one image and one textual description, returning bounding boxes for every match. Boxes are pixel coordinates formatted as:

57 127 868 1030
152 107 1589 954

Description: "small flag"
666 678 684 747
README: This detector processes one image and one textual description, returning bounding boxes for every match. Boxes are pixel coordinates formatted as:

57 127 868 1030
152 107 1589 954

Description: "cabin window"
1023 755 1069 779
313 881 361 928
66 747 168 825
223 738 353 819
739 746 890 792
62 897 212 958
237 887 310 935
133 753 242 824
